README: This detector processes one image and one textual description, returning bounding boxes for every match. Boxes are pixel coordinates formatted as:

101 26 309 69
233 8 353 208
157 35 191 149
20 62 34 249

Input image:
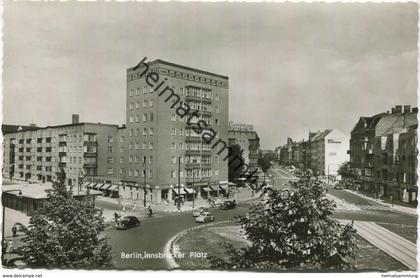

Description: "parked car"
192 207 208 217
333 185 343 190
195 212 215 223
220 200 237 210
115 216 140 230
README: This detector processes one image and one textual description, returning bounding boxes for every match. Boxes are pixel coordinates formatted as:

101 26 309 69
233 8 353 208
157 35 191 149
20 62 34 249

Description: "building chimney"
403 105 411 113
72 114 79 124
395 105 402 114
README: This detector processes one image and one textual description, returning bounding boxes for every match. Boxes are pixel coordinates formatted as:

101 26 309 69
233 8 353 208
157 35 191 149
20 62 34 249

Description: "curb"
343 189 417 216
163 220 234 269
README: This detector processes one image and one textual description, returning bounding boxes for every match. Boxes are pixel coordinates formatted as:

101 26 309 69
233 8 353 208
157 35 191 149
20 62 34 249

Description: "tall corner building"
121 58 229 203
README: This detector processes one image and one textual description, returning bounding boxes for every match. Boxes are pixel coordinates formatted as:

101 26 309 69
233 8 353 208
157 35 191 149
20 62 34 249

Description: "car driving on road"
116 216 141 230
195 212 215 223
192 207 208 217
219 200 237 210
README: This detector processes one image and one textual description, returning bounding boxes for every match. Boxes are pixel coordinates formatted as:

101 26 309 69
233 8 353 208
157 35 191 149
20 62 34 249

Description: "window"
143 86 147 94
129 142 133 150
129 155 133 163
107 136 113 143
129 129 133 137
129 89 134 97
129 116 134 123
149 170 153 178
171 170 176 179
142 142 146 149
107 147 113 153
135 156 139 163
149 128 154 135
143 128 147 136
136 101 140 109
120 168 125 175
149 100 153 107
179 129 183 136
135 142 139 150
107 157 113 164
136 88 140 95
171 128 176 136
129 169 133 177
143 100 148 107
120 157 124 163
171 142 176 149
215 119 219 126
150 113 154 122
135 169 139 177
172 156 176 164
120 136 125 143
149 142 153 149
143 114 148 122
215 169 219 176
120 146 124 153
179 142 183 150
135 128 139 136
129 103 134 110
107 168 114 174
171 114 176 121
149 156 153 164
135 115 140 122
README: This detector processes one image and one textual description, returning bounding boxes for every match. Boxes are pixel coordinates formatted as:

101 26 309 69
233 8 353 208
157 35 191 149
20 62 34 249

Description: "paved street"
107 202 252 269
106 166 417 269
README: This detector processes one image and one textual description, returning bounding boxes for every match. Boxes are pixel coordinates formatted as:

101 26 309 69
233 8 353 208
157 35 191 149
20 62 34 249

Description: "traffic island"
170 222 410 271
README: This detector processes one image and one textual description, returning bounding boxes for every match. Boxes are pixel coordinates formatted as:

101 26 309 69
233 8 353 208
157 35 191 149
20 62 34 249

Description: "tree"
338 162 357 180
228 144 245 182
258 153 273 174
209 171 358 270
16 169 112 268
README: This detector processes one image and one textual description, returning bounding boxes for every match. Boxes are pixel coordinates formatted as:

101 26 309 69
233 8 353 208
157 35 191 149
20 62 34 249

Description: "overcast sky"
3 2 418 149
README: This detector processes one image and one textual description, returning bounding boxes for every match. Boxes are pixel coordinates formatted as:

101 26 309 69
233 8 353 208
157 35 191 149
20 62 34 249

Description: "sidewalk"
340 220 417 270
344 189 417 216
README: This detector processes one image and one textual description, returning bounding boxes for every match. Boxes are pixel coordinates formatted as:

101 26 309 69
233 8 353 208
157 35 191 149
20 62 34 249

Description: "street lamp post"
177 157 181 210
2 189 22 265
143 158 147 207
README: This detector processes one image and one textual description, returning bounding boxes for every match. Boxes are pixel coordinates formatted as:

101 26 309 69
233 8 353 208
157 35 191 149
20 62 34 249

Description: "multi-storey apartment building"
349 105 418 203
228 122 260 172
309 129 349 176
2 115 122 187
120 58 229 204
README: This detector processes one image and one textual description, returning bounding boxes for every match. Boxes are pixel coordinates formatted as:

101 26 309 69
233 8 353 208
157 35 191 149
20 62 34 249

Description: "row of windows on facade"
17 164 84 174
12 134 97 145
114 168 219 178
16 145 95 154
107 155 220 165
128 86 220 101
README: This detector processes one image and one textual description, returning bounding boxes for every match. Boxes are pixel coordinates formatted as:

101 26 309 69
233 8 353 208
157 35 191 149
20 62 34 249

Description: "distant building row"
275 129 349 176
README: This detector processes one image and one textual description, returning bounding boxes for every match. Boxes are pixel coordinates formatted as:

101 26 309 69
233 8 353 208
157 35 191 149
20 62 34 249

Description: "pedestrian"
12 224 17 237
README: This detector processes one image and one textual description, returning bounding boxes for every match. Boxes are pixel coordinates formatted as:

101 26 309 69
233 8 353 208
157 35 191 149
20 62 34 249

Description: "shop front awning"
107 185 119 192
92 183 102 189
100 184 112 190
219 184 229 191
210 185 220 191
173 188 187 195
201 187 211 192
86 182 94 189
184 188 196 194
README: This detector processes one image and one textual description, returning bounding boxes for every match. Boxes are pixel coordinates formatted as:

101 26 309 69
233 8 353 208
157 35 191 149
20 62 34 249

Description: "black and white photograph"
0 1 418 276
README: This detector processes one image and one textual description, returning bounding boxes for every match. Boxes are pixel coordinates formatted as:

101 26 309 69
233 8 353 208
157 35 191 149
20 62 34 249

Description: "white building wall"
323 129 349 176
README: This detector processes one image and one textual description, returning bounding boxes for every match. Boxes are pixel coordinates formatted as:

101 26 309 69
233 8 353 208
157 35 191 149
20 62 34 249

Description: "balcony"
186 95 212 104
84 141 98 146
84 152 97 158
58 141 67 146
185 136 202 142
185 177 210 183
185 163 201 169
185 149 201 155
83 163 97 169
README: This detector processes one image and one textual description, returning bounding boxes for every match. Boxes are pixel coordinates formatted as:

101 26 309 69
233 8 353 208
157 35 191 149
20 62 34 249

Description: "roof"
311 129 332 142
2 124 40 134
127 58 229 80
2 183 102 200
351 113 387 134
375 112 418 136
2 122 120 135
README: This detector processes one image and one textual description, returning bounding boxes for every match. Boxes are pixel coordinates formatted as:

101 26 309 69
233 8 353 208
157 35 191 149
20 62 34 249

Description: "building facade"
120 59 229 203
349 105 418 203
228 122 260 172
2 116 122 186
